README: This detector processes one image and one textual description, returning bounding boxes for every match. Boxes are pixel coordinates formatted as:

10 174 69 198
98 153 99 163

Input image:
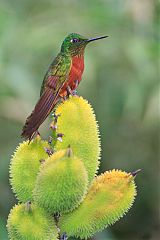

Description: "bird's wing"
21 76 65 140
21 54 71 140
40 53 68 96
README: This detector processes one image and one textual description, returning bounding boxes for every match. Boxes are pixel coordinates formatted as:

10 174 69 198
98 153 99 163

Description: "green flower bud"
10 137 50 202
7 202 58 240
59 169 137 239
53 96 101 183
34 148 88 213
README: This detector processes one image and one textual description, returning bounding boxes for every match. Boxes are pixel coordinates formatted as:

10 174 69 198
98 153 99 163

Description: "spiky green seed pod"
10 137 50 202
59 169 137 239
53 96 101 183
7 202 58 240
33 148 88 213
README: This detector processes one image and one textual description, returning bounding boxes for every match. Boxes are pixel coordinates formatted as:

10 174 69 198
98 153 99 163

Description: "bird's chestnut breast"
59 55 84 97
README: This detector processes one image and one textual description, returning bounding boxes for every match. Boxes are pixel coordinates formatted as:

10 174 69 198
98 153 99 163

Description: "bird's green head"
61 33 108 56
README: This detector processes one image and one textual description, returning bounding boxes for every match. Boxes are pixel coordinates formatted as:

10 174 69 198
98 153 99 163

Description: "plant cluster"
7 96 138 240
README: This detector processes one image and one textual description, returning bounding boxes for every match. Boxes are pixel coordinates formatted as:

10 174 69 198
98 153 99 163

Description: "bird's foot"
66 86 72 97
72 89 78 96
74 79 79 89
62 96 67 101
66 86 78 97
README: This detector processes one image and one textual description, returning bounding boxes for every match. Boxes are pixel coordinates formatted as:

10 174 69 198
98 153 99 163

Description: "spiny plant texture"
7 202 58 240
33 148 88 213
7 96 139 240
10 137 50 202
53 96 101 183
59 169 137 239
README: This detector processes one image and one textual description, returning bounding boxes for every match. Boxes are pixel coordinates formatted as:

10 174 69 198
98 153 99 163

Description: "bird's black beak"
86 35 109 43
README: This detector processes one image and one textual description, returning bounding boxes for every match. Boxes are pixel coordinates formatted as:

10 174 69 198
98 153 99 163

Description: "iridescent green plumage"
40 53 71 96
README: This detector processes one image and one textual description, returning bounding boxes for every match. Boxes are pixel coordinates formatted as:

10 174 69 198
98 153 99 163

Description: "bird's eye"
71 38 79 43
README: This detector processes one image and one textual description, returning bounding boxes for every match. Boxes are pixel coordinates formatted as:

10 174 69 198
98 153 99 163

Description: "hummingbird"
22 33 108 140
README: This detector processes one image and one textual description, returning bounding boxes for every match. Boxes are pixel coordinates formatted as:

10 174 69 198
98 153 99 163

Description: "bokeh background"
0 0 159 239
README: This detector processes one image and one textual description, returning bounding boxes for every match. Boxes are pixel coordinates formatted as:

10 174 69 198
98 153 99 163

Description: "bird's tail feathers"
21 89 58 140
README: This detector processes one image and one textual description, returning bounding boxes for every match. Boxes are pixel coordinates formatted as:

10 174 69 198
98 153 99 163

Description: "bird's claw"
66 85 78 97
66 86 72 96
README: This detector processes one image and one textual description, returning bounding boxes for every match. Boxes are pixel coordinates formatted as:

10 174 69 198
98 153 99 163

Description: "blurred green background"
0 0 159 239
